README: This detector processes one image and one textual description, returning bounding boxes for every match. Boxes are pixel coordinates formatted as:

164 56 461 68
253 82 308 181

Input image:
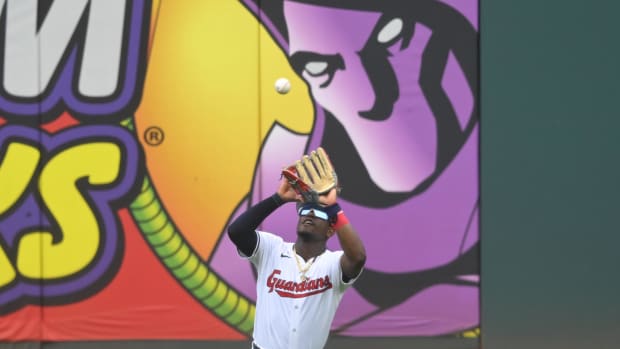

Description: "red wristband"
333 211 349 230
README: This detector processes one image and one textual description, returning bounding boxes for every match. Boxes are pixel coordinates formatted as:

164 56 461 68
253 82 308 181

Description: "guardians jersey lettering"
244 231 359 349
267 269 333 298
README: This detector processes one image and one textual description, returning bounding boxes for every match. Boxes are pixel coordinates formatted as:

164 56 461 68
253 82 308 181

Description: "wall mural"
0 0 479 340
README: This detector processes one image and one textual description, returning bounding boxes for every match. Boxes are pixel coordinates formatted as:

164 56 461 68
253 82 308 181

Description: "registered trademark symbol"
143 126 164 146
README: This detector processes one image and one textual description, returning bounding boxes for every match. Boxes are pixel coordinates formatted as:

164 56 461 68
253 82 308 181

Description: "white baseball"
275 77 291 94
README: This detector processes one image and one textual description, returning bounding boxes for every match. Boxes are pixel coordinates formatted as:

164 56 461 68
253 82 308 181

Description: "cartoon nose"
358 45 399 121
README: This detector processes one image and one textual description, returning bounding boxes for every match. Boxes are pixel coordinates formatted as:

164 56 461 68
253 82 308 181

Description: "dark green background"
3 1 619 348
481 0 620 348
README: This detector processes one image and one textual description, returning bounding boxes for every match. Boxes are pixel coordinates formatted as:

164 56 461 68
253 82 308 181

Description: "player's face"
296 208 331 240
284 1 440 192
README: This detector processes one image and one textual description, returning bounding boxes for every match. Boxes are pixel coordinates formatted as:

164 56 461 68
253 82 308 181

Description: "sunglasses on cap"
297 206 329 221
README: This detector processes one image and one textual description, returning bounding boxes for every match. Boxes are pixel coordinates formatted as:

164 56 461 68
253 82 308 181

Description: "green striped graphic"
122 117 255 334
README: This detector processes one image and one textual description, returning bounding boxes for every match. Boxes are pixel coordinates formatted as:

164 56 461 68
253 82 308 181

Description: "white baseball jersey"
241 231 358 349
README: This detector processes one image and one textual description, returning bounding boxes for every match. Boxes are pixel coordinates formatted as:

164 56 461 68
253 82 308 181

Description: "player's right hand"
277 176 302 202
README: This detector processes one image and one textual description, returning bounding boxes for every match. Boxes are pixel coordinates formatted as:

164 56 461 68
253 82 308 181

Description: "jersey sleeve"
239 231 282 271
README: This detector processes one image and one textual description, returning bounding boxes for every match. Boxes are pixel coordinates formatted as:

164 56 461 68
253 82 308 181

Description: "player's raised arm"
334 213 366 281
320 188 366 282
227 178 299 256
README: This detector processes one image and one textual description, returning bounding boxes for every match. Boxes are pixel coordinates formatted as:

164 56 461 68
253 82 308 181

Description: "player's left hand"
318 186 338 207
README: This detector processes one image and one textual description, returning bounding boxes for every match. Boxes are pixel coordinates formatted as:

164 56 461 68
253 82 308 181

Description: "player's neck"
293 241 326 261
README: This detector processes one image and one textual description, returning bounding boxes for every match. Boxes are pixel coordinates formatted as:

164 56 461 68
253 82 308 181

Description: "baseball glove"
281 147 338 203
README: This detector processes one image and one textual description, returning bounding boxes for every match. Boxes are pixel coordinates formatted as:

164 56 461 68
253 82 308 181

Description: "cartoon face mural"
207 0 480 337
286 2 441 191
0 0 479 341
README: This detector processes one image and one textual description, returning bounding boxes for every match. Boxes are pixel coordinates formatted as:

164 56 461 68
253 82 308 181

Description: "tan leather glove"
281 147 338 203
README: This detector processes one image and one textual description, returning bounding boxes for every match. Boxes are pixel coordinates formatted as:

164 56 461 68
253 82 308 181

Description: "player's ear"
326 227 336 239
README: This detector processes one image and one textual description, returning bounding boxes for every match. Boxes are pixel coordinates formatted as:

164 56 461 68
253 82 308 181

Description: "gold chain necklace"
292 245 316 281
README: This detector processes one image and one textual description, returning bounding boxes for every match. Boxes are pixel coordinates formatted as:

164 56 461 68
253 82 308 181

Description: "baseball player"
227 148 366 349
